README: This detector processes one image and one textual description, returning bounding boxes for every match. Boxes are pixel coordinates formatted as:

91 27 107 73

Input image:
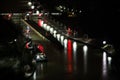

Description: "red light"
37 44 44 53
38 19 43 27
67 39 73 73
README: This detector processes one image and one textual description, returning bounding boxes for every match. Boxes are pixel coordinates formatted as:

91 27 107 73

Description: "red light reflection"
67 40 73 73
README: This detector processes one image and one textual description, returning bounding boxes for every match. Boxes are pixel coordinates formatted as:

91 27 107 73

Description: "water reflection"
63 39 78 74
67 40 73 73
73 41 77 72
83 45 88 75
32 63 47 80
33 71 36 80
102 52 108 80
107 56 112 69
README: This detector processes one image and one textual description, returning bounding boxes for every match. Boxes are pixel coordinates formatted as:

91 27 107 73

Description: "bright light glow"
108 56 112 67
73 42 77 51
64 39 68 48
60 35 64 45
14 39 17 42
28 2 32 6
108 57 112 62
83 45 88 74
26 13 29 16
31 5 35 9
83 45 88 53
53 30 57 37
57 34 61 41
43 23 47 29
73 41 77 71
103 41 107 45
36 55 40 59
46 25 50 31
102 52 107 78
50 27 54 34
79 10 82 13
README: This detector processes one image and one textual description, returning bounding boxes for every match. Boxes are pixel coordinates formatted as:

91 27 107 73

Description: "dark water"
29 38 116 80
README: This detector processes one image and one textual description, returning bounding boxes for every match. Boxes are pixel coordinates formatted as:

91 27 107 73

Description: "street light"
28 2 32 6
31 5 35 9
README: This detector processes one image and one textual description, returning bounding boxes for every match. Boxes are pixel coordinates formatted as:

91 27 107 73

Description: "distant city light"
31 5 35 9
28 2 32 6
79 10 82 13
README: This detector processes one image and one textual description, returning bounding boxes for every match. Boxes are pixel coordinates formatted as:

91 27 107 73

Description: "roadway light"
64 39 68 48
53 30 57 38
57 34 61 41
60 35 64 45
46 25 50 31
50 27 54 34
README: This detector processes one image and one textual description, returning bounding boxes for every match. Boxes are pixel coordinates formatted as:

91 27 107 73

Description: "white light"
79 10 82 13
26 13 29 16
50 27 54 34
83 45 88 74
83 45 88 52
73 41 77 51
28 2 32 6
14 39 17 42
60 35 64 45
53 30 57 38
102 52 107 77
57 34 61 41
64 39 68 48
36 55 40 59
53 30 57 34
108 56 112 61
108 56 112 64
103 41 107 45
46 25 50 31
43 24 47 29
31 5 35 9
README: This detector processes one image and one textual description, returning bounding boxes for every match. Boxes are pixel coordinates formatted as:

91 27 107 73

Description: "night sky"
0 0 29 13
